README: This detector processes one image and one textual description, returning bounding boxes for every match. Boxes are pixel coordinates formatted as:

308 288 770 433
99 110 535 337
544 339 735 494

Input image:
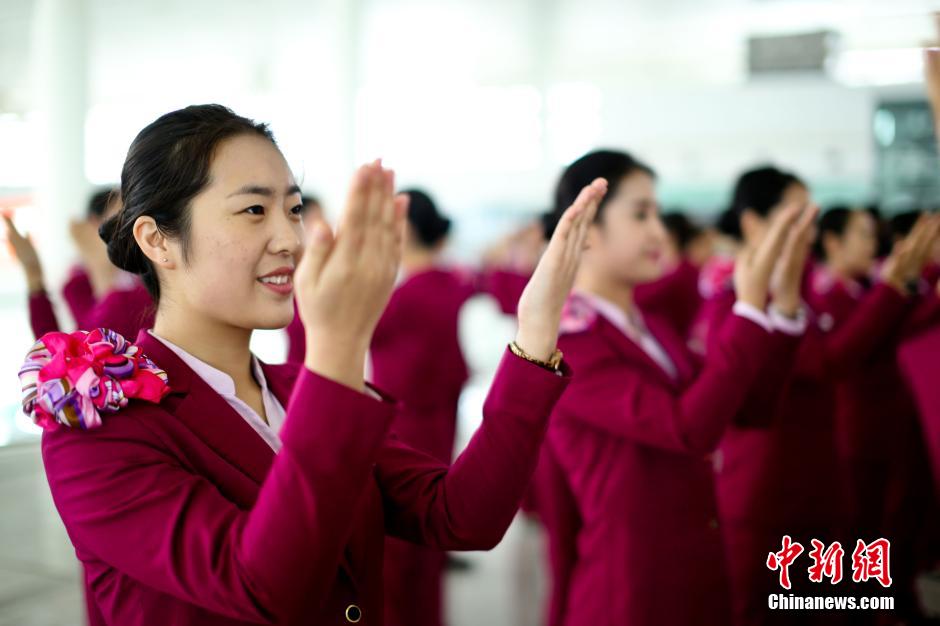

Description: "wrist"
737 289 767 311
514 326 556 362
26 271 44 294
771 294 800 317
303 347 367 392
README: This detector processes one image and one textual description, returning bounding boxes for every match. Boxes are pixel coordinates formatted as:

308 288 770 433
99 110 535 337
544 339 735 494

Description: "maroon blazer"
41 329 570 626
28 282 154 340
691 279 913 626
370 268 476 462
547 297 776 626
62 265 96 328
635 258 703 339
369 268 476 626
527 443 580 626
476 268 529 315
899 323 940 497
806 273 928 465
695 281 910 531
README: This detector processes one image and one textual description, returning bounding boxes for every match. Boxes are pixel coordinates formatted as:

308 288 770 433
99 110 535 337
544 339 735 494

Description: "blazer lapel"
596 316 680 390
643 315 697 387
135 330 275 486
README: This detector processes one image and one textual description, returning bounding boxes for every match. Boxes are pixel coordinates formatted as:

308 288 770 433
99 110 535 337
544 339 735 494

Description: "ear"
133 216 176 269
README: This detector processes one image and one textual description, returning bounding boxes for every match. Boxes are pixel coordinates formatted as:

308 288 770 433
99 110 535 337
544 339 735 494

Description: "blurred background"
2 0 940 623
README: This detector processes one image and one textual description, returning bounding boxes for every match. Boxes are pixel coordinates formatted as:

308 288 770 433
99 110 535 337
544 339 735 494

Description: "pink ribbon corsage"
18 328 170 431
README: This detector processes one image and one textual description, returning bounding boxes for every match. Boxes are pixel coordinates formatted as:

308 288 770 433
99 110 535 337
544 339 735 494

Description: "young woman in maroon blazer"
368 188 477 626
541 149 816 626
694 167 939 626
22 104 604 626
811 207 940 623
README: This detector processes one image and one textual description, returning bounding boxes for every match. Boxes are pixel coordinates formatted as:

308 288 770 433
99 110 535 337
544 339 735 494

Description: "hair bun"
98 213 119 245
100 212 147 274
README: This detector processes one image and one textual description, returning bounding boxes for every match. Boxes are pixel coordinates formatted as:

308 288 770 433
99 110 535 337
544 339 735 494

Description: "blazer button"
345 604 362 623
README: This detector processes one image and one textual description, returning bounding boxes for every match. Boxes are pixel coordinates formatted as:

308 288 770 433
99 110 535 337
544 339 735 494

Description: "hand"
295 161 408 390
515 178 607 361
770 203 819 316
69 218 116 297
3 214 45 293
733 203 803 310
881 214 940 293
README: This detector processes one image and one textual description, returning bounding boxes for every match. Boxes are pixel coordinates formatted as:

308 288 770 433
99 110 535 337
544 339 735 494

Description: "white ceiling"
3 0 940 112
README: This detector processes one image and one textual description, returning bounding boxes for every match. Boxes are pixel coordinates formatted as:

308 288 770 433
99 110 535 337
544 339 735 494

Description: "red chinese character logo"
851 538 892 588
767 535 804 589
807 539 844 584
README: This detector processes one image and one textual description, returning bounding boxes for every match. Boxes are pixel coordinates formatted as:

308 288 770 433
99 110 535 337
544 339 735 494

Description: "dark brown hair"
544 149 656 239
99 104 276 302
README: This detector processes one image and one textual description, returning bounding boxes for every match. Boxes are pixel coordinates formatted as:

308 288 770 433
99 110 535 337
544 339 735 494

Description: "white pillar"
31 0 89 290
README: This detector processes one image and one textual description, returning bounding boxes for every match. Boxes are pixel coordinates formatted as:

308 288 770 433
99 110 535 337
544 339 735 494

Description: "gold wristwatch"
508 341 563 372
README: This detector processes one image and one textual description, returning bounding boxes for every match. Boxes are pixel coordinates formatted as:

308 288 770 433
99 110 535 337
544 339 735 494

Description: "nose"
269 206 304 258
650 213 669 243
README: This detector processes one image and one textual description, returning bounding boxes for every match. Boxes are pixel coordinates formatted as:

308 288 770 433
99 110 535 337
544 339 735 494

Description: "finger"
556 178 605 255
797 204 820 238
375 169 397 261
581 179 607 227
381 169 396 227
909 214 935 261
391 193 410 258
2 214 24 245
393 192 410 221
337 165 372 235
792 204 820 251
298 217 334 286
917 215 940 264
364 159 385 225
753 203 801 271
571 179 607 257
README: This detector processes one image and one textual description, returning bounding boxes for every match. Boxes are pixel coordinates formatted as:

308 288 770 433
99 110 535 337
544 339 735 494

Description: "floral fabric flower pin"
19 328 170 431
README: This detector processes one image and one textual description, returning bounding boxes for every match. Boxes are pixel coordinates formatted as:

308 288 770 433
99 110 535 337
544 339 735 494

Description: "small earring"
162 257 168 262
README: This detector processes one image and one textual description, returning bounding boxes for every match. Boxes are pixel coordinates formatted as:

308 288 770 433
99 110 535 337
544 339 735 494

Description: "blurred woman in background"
370 188 478 626
812 206 940 623
4 188 154 339
694 166 940 626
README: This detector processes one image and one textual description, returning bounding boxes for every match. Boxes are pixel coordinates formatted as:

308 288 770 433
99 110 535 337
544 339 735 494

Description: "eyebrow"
227 184 302 198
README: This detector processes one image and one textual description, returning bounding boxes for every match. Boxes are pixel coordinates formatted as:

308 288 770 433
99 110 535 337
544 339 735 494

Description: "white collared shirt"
148 330 286 452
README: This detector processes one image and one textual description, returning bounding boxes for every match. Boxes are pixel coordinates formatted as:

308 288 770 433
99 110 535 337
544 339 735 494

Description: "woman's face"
164 133 304 331
585 171 667 285
831 211 877 277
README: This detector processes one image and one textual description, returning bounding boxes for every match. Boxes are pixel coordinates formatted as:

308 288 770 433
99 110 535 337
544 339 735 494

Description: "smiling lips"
258 267 294 295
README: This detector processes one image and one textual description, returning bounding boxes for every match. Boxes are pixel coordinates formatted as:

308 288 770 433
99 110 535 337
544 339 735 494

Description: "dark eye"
244 205 265 216
290 204 303 216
